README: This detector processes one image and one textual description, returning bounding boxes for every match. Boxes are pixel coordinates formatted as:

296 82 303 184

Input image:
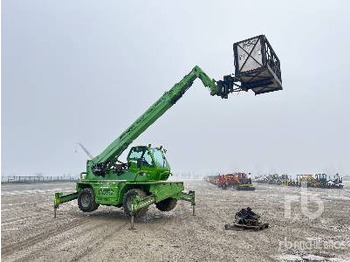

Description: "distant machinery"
205 173 255 191
254 173 344 189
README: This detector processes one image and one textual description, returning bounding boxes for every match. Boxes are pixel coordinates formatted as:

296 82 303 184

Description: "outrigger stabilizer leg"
130 215 135 230
182 190 196 216
129 190 196 229
53 192 79 218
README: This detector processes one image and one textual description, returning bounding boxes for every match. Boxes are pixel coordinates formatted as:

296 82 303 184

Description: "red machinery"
205 173 255 191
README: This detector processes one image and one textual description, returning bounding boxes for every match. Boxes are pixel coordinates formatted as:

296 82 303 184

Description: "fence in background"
1 175 79 184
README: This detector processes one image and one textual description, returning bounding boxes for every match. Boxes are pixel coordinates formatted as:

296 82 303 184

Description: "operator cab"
127 145 170 181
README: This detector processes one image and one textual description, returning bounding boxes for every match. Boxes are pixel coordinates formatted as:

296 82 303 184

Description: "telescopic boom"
91 35 283 175
91 66 230 174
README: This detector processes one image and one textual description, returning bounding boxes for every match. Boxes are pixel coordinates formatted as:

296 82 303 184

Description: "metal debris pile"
224 207 269 231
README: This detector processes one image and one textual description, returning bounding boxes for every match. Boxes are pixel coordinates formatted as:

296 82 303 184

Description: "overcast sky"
2 0 350 177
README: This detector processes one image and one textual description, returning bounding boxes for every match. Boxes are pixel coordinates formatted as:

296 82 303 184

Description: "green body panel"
131 190 195 214
75 180 185 206
148 182 184 202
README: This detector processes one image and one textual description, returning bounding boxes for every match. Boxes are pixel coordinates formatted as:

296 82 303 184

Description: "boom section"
92 66 220 165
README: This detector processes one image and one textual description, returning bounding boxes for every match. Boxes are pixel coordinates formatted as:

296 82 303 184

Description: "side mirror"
137 159 142 168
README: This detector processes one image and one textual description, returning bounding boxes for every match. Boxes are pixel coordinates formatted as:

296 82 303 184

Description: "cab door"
127 146 157 181
151 148 171 180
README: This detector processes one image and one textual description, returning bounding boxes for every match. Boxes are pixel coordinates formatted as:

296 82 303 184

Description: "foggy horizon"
2 0 350 177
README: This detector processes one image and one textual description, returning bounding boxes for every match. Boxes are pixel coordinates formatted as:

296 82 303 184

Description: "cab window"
128 148 143 162
152 148 169 168
128 147 154 167
142 150 154 167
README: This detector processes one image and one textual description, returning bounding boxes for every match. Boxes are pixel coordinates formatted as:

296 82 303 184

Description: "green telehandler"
54 35 283 227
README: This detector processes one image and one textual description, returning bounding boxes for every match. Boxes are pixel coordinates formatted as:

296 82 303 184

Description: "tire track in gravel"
1 188 74 196
2 218 88 256
69 220 129 262
2 212 51 225
133 200 229 261
86 203 192 262
8 219 105 262
8 211 130 262
1 203 55 229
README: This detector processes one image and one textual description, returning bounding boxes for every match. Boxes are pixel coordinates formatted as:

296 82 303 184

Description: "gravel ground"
1 180 350 262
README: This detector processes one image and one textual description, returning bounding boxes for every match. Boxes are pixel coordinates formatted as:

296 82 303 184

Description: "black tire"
155 198 177 212
78 188 99 212
123 189 148 217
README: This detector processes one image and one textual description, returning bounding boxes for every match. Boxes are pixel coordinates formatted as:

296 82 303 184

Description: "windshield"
128 147 143 161
128 147 154 167
152 148 169 168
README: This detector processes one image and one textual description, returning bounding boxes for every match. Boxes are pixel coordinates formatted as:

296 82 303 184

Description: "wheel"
123 189 148 217
155 198 177 211
78 187 99 212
